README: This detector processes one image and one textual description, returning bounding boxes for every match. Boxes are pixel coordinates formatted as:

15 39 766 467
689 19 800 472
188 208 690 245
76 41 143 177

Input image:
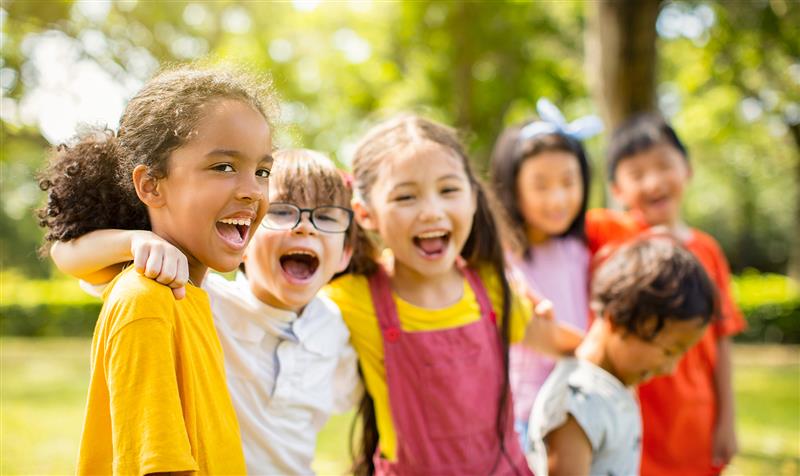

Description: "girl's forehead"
378 141 468 180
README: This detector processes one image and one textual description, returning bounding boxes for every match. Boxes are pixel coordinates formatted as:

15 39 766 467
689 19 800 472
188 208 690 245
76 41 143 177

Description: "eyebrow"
207 149 274 165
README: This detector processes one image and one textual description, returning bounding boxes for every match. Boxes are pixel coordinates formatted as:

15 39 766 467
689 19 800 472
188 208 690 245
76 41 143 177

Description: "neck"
526 226 550 245
188 260 208 287
248 281 303 315
575 320 626 385
390 261 464 309
148 221 207 287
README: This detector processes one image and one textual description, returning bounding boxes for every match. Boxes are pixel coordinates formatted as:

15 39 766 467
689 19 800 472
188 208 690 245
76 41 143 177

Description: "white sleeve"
331 342 363 413
79 279 107 298
563 383 610 452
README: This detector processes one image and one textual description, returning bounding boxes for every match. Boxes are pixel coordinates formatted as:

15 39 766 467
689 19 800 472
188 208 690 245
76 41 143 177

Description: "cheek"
517 186 545 218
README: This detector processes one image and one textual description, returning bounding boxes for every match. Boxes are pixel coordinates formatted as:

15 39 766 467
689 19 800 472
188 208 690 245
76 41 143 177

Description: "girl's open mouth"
216 218 251 249
413 230 450 259
280 250 320 282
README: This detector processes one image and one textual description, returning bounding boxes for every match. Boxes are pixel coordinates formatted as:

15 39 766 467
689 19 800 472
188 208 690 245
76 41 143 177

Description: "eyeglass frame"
260 202 354 233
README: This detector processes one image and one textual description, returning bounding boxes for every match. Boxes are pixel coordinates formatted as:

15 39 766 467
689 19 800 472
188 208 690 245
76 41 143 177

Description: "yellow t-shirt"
322 266 531 462
77 267 246 475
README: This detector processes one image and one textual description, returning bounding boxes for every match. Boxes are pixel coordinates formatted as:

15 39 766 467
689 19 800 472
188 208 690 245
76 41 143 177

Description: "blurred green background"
1 0 798 474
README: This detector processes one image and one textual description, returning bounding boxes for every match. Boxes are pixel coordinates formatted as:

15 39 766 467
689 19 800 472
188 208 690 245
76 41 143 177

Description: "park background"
0 0 798 474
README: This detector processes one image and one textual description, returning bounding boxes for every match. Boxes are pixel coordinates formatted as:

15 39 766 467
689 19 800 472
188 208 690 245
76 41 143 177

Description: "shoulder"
202 272 238 296
323 273 371 308
687 228 725 256
538 360 631 450
103 267 178 334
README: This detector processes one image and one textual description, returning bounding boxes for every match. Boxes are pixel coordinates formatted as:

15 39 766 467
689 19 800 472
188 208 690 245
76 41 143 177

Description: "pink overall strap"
461 265 497 324
367 265 402 344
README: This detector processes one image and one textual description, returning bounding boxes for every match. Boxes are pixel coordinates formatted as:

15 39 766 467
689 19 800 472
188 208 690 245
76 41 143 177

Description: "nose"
237 171 266 204
292 210 317 236
642 171 664 195
418 195 445 222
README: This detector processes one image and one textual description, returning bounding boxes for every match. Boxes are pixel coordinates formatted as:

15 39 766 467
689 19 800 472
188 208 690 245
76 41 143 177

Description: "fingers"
534 299 555 321
171 286 186 300
143 249 164 279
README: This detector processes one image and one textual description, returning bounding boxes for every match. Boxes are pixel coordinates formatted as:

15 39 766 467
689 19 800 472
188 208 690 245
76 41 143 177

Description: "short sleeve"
564 386 612 452
709 248 747 338
105 318 198 475
687 233 746 338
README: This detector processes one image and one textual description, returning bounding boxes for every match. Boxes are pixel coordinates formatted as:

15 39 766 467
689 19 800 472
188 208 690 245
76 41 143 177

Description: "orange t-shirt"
585 209 746 476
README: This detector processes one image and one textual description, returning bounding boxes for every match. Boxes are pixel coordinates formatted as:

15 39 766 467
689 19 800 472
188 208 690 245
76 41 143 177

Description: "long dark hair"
346 114 516 476
37 65 277 251
490 123 591 259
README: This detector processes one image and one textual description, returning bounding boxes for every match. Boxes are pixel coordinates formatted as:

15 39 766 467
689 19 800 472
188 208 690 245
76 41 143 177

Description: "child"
586 113 746 475
38 66 277 474
50 149 362 475
490 99 601 447
526 236 716 476
323 115 582 476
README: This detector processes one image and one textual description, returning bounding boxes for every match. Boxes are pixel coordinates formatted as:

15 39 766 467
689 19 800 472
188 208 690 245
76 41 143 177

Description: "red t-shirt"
585 209 746 476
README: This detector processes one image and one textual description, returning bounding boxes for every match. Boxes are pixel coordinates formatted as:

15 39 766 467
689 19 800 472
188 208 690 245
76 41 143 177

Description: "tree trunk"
788 122 800 280
585 0 662 131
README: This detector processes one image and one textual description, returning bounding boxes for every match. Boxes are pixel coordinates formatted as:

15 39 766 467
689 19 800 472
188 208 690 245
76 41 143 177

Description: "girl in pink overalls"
324 115 581 476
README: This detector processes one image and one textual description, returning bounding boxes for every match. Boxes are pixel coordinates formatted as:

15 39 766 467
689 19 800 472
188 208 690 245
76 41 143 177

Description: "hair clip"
338 169 354 189
519 98 604 142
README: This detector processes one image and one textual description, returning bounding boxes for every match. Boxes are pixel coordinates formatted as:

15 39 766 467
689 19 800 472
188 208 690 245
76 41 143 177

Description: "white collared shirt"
204 273 361 476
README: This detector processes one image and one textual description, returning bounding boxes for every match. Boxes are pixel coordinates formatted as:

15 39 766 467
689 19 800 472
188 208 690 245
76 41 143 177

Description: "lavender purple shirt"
509 236 590 422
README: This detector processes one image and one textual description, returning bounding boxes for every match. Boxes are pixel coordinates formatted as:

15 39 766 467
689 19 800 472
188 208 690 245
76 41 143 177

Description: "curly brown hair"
37 64 278 252
591 235 717 340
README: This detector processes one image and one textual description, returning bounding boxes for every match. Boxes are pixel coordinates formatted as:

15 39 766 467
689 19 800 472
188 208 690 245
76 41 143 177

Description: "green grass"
1 338 798 475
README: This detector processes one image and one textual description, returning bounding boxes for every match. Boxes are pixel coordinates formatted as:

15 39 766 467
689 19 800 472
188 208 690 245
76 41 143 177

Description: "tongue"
217 223 243 244
283 258 313 279
418 237 445 254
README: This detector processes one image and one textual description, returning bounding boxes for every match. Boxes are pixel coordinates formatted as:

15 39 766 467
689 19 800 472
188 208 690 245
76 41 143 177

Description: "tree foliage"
0 0 796 277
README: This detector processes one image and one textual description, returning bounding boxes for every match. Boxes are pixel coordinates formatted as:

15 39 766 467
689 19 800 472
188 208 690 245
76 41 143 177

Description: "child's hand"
711 418 738 469
130 231 189 300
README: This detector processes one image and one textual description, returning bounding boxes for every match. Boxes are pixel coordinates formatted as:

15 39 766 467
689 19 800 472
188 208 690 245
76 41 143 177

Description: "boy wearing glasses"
50 149 362 475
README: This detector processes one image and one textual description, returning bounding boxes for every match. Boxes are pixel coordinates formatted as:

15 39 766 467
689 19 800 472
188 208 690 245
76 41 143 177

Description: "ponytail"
37 128 149 254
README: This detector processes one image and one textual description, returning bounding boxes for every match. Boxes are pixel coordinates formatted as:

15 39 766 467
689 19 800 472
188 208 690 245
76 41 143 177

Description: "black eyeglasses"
261 202 353 233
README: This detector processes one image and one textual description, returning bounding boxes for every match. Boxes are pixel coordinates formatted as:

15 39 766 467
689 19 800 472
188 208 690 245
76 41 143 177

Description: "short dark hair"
607 113 688 181
591 236 717 340
490 123 591 256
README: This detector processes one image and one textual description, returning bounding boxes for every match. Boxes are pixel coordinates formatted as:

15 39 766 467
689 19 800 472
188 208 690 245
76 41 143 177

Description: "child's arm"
712 336 738 468
543 415 592 476
50 229 188 299
519 298 584 357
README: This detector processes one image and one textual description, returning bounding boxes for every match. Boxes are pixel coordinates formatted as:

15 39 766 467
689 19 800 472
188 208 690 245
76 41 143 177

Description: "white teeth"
416 231 448 239
285 250 317 258
219 218 252 227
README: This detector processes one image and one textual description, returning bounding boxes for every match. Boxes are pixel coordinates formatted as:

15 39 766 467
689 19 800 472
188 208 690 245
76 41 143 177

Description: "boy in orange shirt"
585 113 746 476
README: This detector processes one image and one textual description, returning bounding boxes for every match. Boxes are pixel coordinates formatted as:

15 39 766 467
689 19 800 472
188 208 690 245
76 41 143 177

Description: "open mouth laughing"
413 230 451 259
216 217 252 249
279 249 320 282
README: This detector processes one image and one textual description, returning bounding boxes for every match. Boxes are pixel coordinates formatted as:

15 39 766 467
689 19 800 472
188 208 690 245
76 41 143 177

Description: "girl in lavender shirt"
490 99 602 448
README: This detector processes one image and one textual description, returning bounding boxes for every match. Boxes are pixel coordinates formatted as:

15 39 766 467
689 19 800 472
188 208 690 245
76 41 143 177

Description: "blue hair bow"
519 99 604 142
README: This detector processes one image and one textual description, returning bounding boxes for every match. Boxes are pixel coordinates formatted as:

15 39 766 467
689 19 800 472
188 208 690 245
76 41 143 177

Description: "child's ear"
336 244 354 273
352 199 377 231
132 165 166 208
